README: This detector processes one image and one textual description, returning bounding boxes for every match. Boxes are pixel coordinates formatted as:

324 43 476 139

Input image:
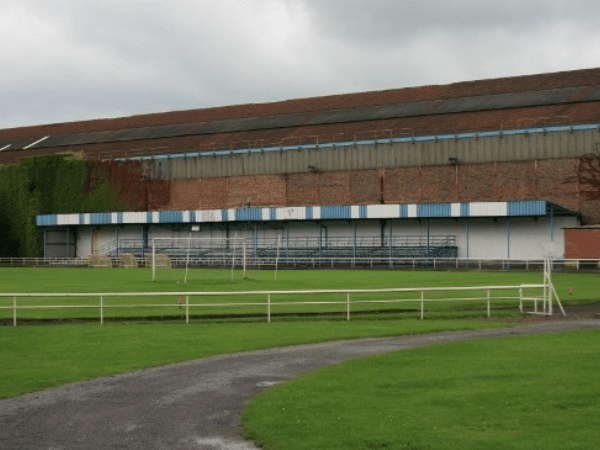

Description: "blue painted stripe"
79 213 85 225
146 212 153 223
222 210 228 222
90 213 112 224
306 206 313 220
190 211 196 222
270 208 277 221
36 215 57 226
321 205 351 219
236 208 262 221
116 212 124 224
359 205 367 219
461 202 470 217
159 211 183 223
508 200 546 216
417 203 451 218
399 204 408 218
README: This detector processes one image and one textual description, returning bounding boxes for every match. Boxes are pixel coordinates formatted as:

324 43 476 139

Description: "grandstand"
2 68 599 262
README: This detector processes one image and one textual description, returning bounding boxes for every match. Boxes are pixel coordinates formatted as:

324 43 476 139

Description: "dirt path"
1 320 598 449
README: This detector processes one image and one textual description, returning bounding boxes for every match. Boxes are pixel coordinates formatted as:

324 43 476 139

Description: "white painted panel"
451 203 461 217
195 209 221 222
407 204 417 218
122 212 147 224
183 211 191 223
313 206 321 220
351 206 360 219
470 202 507 217
466 218 509 258
367 204 398 219
112 213 118 224
57 214 80 226
277 207 306 220
227 208 236 221
262 209 270 221
152 212 160 223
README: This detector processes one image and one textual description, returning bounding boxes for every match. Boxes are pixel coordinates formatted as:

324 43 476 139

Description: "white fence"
1 284 558 326
1 257 598 272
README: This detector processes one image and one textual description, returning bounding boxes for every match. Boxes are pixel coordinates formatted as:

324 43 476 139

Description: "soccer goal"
151 236 247 283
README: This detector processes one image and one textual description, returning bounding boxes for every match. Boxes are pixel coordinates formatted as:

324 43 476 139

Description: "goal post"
151 236 248 282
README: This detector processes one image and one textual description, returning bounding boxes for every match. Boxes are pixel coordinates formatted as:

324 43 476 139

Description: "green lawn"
0 267 597 322
242 329 600 450
0 267 598 448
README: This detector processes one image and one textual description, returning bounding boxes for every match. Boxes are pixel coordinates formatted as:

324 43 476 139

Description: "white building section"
37 200 578 260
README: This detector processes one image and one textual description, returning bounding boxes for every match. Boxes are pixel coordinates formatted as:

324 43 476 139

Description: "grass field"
0 267 598 449
0 267 597 323
243 329 600 450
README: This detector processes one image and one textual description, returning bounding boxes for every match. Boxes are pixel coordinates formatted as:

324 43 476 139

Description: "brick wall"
565 229 600 258
101 157 600 224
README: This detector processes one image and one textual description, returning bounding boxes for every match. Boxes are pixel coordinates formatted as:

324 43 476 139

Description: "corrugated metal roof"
2 84 597 154
436 87 580 115
583 86 600 102
308 101 439 125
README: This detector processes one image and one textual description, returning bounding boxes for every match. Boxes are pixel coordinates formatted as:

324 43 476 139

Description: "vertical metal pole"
152 238 156 282
506 220 511 260
420 290 424 320
389 219 393 268
267 293 271 323
186 295 189 324
519 287 523 313
13 296 17 327
347 292 350 322
100 296 103 325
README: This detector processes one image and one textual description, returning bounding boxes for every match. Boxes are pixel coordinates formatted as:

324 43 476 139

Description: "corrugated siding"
321 205 351 219
276 207 306 220
195 210 221 222
508 200 546 216
470 202 508 217
35 200 574 226
90 213 112 224
57 214 79 226
37 215 57 226
123 212 148 224
159 211 183 223
367 204 398 219
359 205 367 219
236 208 262 221
418 203 451 217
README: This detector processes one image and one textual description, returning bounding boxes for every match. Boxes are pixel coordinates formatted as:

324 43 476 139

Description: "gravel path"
1 320 599 449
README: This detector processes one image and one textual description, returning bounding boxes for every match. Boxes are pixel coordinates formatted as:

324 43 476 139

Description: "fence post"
13 296 17 327
519 287 523 313
487 290 491 318
186 295 190 324
100 296 103 325
420 290 424 320
347 292 350 322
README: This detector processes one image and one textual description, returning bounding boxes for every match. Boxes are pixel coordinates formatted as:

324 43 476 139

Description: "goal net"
151 236 247 283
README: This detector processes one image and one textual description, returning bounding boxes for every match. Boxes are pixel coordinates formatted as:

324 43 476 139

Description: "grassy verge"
243 329 600 450
0 319 517 399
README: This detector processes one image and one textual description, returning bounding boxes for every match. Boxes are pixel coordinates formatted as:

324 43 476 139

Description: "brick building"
2 67 599 261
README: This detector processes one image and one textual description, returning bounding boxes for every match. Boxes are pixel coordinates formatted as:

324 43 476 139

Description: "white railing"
0 284 556 326
1 257 598 271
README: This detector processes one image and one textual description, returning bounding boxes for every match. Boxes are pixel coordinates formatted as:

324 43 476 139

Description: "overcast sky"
2 0 599 130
